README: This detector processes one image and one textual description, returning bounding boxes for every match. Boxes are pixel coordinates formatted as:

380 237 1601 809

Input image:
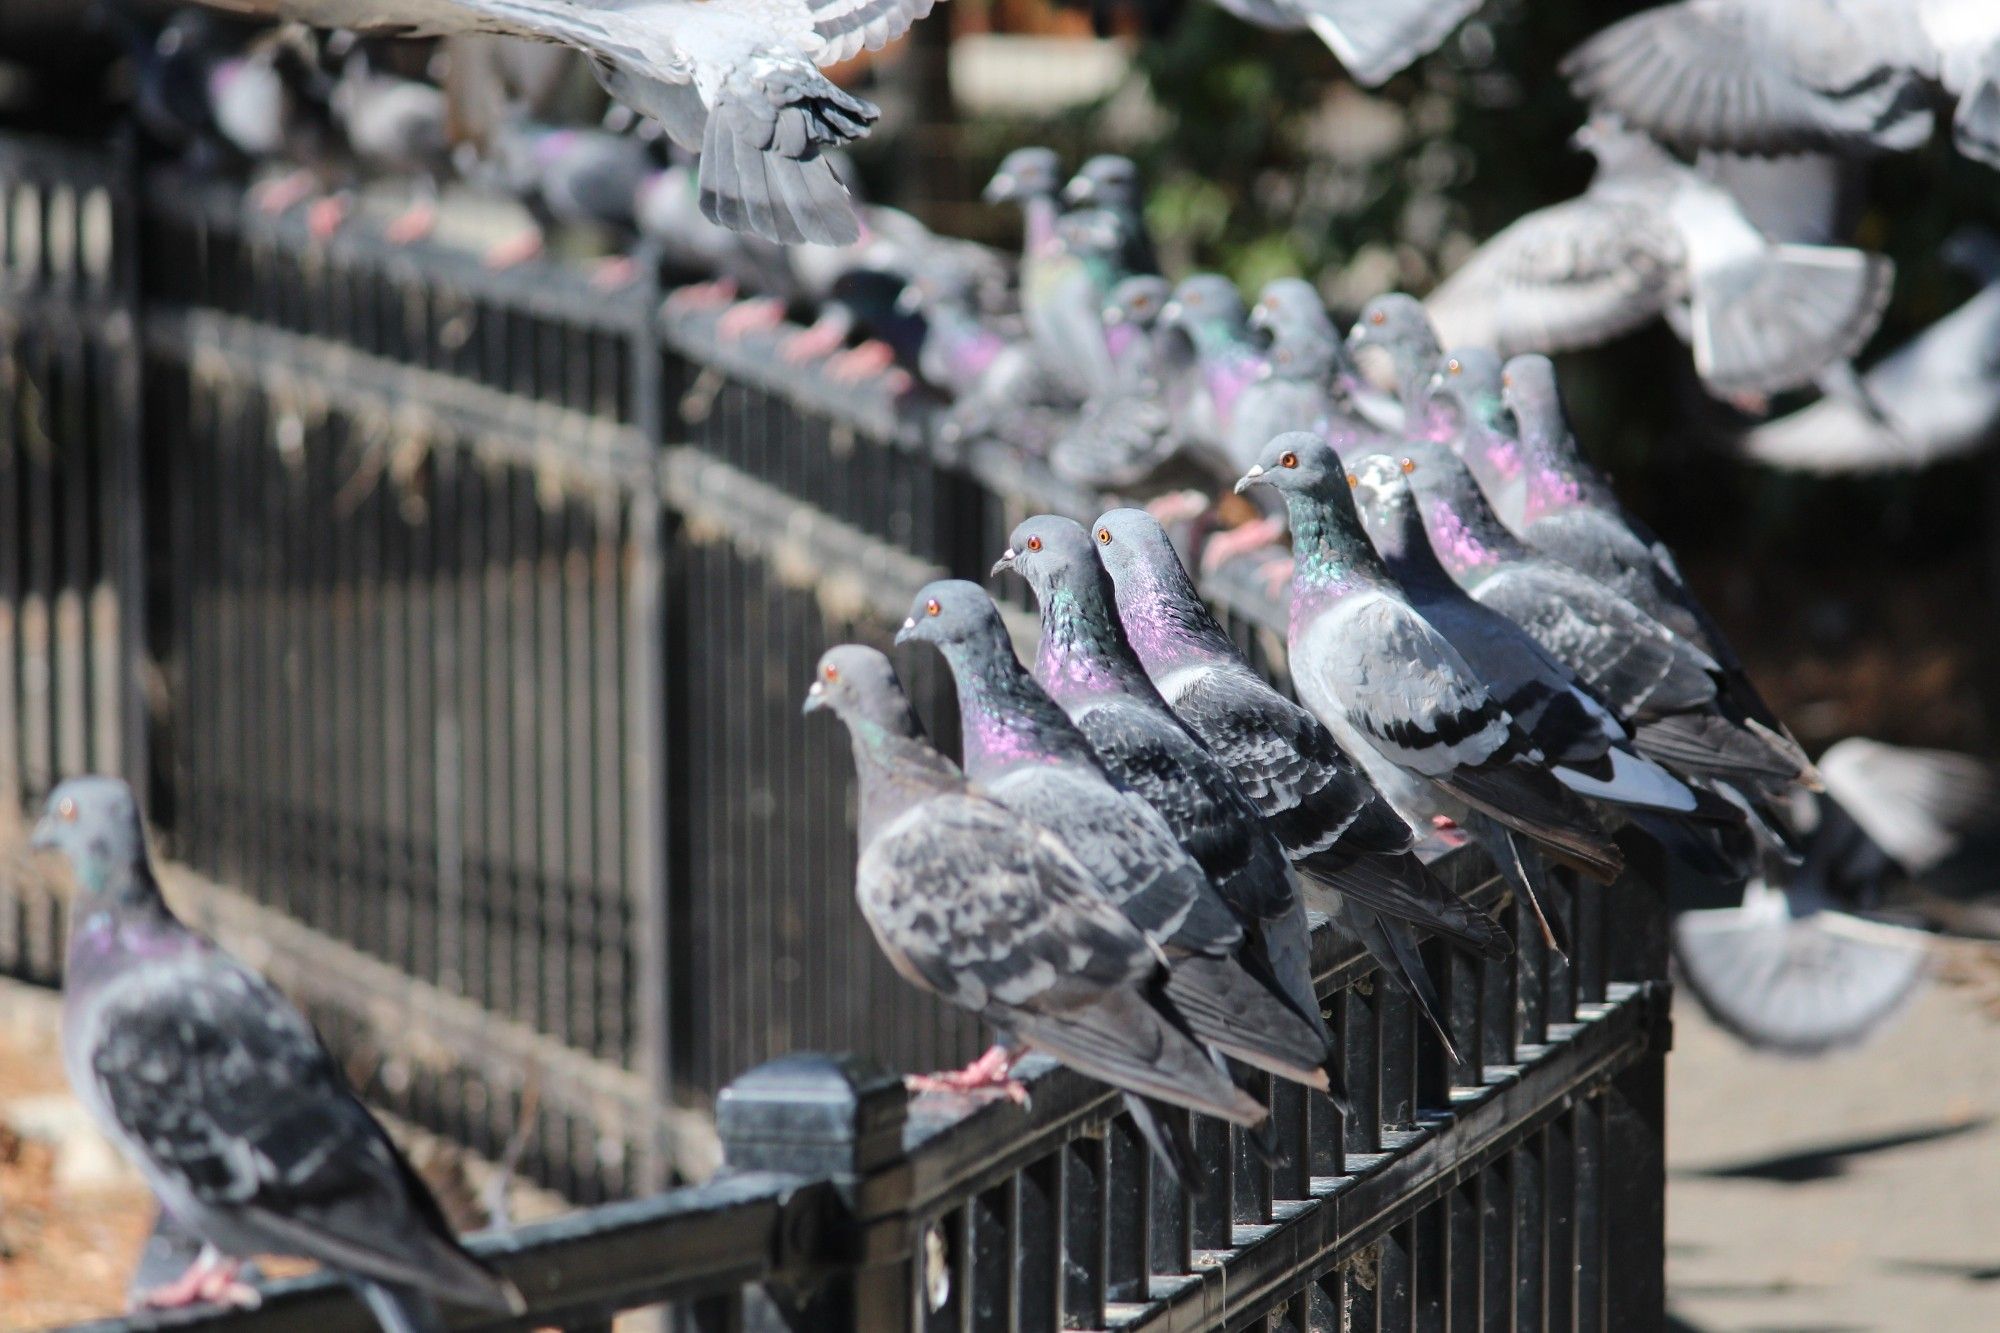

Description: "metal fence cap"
716 1052 909 1179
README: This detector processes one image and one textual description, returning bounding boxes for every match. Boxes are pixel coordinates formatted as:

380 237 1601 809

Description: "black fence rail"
2 130 1669 1331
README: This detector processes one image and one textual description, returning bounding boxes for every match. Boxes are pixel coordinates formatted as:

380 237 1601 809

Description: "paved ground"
1666 966 2000 1331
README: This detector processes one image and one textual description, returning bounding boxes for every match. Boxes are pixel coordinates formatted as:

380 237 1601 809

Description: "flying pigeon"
1235 435 1626 922
1086 506 1514 981
1423 118 1895 402
36 778 521 1330
892 587 1339 1095
204 0 938 245
1062 154 1159 276
1740 230 2000 473
1396 384 1811 791
986 148 1124 399
805 644 1266 1184
1205 0 1485 87
1562 0 2000 170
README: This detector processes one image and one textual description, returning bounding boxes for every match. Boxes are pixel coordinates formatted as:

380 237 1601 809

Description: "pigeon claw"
780 316 849 364
717 297 787 341
826 340 896 384
140 1253 260 1312
665 278 739 313
383 201 438 247
1199 515 1287 573
904 1044 1028 1106
482 228 545 271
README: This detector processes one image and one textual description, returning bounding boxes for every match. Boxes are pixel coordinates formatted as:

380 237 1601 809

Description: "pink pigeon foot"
1428 814 1471 850
252 170 317 216
826 340 896 383
383 200 438 246
139 1250 260 1311
717 297 787 341
306 194 349 241
482 227 545 270
1145 489 1211 527
780 316 850 364
591 255 641 290
665 278 739 312
1200 515 1287 573
904 1044 1028 1105
1729 389 1771 416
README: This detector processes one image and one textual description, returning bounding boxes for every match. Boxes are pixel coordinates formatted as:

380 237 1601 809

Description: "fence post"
717 1053 912 1332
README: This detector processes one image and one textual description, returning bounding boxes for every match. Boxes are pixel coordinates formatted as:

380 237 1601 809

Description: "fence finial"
716 1052 908 1182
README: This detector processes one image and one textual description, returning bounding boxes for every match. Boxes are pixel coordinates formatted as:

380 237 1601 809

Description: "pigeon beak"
802 681 827 715
1061 178 1094 205
894 284 922 314
28 814 58 852
1233 465 1266 495
1159 300 1184 325
894 616 919 645
982 175 1015 204
990 548 1017 578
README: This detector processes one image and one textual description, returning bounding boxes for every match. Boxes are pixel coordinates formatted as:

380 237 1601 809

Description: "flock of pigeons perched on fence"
22 0 2000 1327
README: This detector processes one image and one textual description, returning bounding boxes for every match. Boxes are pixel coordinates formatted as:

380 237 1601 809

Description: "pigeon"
1087 507 1513 974
1740 230 2000 473
1495 353 1811 768
1423 118 1895 402
36 778 521 1332
1159 273 1274 475
891 589 1338 1094
1562 0 2000 171
1050 276 1186 488
986 148 1122 399
1247 278 1399 432
328 48 452 244
1062 154 1159 276
900 263 1070 448
1346 291 1446 423
1396 386 1811 791
1235 433 1626 898
215 0 937 245
805 645 1266 1185
472 119 656 266
1204 0 1486 87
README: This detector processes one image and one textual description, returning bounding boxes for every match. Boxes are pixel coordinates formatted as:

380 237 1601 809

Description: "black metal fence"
2 127 1670 1327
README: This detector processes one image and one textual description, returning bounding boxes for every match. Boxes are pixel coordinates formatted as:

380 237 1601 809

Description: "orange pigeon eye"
1026 535 1042 552
1501 372 1513 389
823 664 839 681
1447 359 1462 375
1400 457 1417 474
58 797 77 823
1345 473 1359 488
925 598 941 617
1369 310 1386 325
1280 451 1299 469
1096 527 1112 544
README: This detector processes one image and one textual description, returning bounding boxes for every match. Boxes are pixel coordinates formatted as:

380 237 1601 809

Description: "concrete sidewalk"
1667 973 2000 1330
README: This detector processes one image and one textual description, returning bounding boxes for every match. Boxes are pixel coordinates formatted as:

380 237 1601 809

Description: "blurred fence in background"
1 130 1670 1333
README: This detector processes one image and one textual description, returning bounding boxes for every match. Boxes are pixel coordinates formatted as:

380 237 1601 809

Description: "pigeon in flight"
1207 0 1486 87
1740 230 2000 473
892 586 1339 1097
1563 0 2000 170
1423 118 1894 402
201 0 939 245
37 778 521 1331
806 644 1266 1184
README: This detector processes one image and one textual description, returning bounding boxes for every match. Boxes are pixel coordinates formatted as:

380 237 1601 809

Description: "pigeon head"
1346 451 1417 522
1237 435 1384 601
1249 278 1330 343
804 645 920 737
1424 349 1510 433
1236 431 1349 503
1160 274 1248 350
1393 440 1519 574
1348 293 1439 362
1090 508 1235 666
993 515 1100 591
896 580 1010 654
984 147 1063 204
1104 275 1170 329
1089 507 1186 591
1572 115 1673 180
1064 154 1141 208
32 777 154 906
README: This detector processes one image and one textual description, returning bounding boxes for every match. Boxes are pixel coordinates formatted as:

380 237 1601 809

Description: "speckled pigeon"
1399 383 1812 792
210 0 936 244
1562 0 2000 170
1235 434 1626 899
1088 507 1514 973
38 778 520 1331
1423 118 1894 402
1740 230 2000 473
806 645 1266 1184
892 588 1339 1096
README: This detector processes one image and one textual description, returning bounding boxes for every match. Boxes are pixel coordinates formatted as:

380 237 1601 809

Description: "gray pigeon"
328 48 451 242
805 645 1266 1185
1050 276 1186 488
1087 507 1514 978
1346 292 1444 421
1206 0 1485 87
986 148 1121 399
891 588 1338 1095
1160 274 1280 476
212 0 935 244
1563 0 2000 170
995 518 1434 1052
1741 230 2000 472
1062 154 1159 276
1393 399 1810 791
472 119 655 265
36 778 521 1332
1236 434 1625 885
1248 277 1402 433
1423 118 1895 402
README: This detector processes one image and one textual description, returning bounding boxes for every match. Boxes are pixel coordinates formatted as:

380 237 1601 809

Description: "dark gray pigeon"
1235 434 1626 896
218 0 931 244
1563 0 2000 170
1423 119 1894 403
806 644 1266 1186
328 47 451 243
891 589 1337 1095
37 778 520 1331
1206 0 1484 87
1088 507 1513 980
